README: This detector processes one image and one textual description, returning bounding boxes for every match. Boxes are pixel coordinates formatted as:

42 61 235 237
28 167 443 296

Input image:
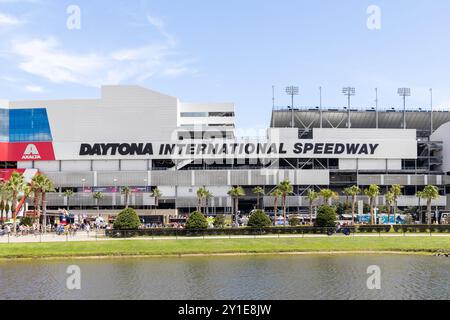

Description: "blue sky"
1 0 450 130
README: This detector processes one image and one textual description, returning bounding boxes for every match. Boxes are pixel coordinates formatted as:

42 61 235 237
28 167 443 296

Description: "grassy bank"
1 237 450 259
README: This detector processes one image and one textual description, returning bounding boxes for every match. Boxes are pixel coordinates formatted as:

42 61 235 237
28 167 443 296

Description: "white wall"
34 161 59 171
92 160 119 171
61 161 91 171
10 86 179 142
121 160 148 171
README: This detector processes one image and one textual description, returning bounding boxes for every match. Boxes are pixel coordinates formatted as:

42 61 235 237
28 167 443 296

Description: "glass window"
180 112 208 118
2 108 53 142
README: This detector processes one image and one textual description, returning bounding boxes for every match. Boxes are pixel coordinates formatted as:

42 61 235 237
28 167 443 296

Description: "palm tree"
93 192 104 213
5 172 26 234
416 185 439 225
64 189 74 211
39 175 55 233
196 187 207 213
121 186 132 208
345 186 361 225
364 184 380 224
385 191 395 225
277 180 293 226
319 188 338 206
0 181 9 225
270 188 283 226
252 186 265 209
307 189 319 225
390 184 403 220
342 187 352 207
151 187 162 209
228 186 245 225
30 174 45 229
203 189 213 215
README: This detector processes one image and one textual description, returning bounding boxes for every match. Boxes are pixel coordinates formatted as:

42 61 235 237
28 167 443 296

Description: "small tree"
228 186 245 225
252 186 265 209
344 185 361 224
113 208 141 230
277 180 294 226
319 189 338 206
64 189 74 211
307 189 319 226
21 216 33 227
247 210 271 228
289 216 300 226
390 184 403 219
385 191 395 225
93 192 104 213
213 214 226 228
416 185 439 225
121 187 132 208
5 172 26 234
151 187 162 209
364 184 380 224
315 205 337 228
270 188 283 226
186 211 208 230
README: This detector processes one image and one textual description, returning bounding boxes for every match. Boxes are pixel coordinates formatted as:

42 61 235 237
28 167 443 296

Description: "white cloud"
11 37 194 87
0 13 25 25
147 15 176 46
25 85 43 93
9 15 195 87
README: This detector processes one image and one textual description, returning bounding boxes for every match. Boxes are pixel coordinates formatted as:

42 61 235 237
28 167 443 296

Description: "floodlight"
397 88 411 97
342 87 356 96
286 86 299 95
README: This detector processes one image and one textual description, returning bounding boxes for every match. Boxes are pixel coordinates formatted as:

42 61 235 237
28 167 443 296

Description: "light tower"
397 88 411 129
342 87 356 128
286 86 299 128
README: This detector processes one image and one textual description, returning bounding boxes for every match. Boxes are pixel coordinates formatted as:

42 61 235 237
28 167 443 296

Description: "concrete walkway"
1 232 450 244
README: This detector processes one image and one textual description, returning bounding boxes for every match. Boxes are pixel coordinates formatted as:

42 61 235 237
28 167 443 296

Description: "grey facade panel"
44 172 95 188
97 171 147 187
195 171 228 186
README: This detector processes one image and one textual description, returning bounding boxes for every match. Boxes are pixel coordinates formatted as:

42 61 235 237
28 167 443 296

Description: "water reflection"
0 255 448 300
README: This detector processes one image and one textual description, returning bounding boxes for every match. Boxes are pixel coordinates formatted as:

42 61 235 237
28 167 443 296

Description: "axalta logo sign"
0 142 55 161
22 144 41 160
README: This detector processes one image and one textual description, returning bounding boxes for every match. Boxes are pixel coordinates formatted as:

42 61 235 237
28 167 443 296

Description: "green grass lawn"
1 237 450 259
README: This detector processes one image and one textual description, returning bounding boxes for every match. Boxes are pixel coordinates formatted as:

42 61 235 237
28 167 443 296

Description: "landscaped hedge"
106 226 357 238
357 225 392 233
393 225 450 233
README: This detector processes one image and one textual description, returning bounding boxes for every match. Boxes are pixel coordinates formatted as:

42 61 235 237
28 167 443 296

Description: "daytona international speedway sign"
78 142 381 157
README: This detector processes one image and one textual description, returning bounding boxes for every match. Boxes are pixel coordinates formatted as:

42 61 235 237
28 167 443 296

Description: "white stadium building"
1 85 450 222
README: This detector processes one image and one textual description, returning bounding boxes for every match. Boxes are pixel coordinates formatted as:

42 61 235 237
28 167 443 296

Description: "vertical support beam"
430 88 434 134
319 86 323 128
375 88 379 129
403 95 407 129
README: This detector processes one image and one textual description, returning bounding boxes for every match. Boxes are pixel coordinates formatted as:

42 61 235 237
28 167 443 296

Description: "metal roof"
271 107 450 132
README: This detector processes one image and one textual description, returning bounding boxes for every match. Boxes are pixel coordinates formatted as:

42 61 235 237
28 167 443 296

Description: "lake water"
0 254 449 300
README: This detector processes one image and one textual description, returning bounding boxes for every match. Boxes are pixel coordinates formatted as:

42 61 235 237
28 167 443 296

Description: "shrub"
247 210 271 228
21 216 33 226
186 211 208 230
213 214 226 228
113 208 141 230
289 217 300 226
315 205 337 228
